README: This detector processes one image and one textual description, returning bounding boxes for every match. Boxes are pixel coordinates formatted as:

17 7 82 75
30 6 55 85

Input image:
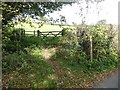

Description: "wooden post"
19 29 21 41
90 35 93 62
34 30 35 36
61 30 63 36
37 30 40 36
23 30 25 36
62 29 65 36
21 30 25 36
118 25 120 55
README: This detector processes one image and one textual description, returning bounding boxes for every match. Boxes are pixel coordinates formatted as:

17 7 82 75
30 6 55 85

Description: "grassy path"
41 47 81 88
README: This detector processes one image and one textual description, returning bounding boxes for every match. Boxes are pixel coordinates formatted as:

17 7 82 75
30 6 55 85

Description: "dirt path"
41 47 80 87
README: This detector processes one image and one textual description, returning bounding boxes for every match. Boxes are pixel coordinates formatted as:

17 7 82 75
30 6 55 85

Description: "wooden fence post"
118 25 120 54
24 30 25 36
90 35 93 62
37 30 40 36
19 29 21 41
23 30 25 36
62 29 65 36
34 30 35 36
20 30 25 37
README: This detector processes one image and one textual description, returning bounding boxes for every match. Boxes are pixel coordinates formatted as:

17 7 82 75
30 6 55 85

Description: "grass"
3 24 119 88
50 51 118 87
15 22 75 31
3 46 118 88
2 36 63 88
3 47 57 88
21 36 62 48
15 22 75 36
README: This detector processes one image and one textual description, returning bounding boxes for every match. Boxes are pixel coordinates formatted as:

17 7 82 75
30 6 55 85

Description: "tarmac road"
94 70 119 88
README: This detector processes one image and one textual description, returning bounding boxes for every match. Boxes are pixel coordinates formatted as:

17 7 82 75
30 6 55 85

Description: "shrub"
53 25 119 72
3 27 25 53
